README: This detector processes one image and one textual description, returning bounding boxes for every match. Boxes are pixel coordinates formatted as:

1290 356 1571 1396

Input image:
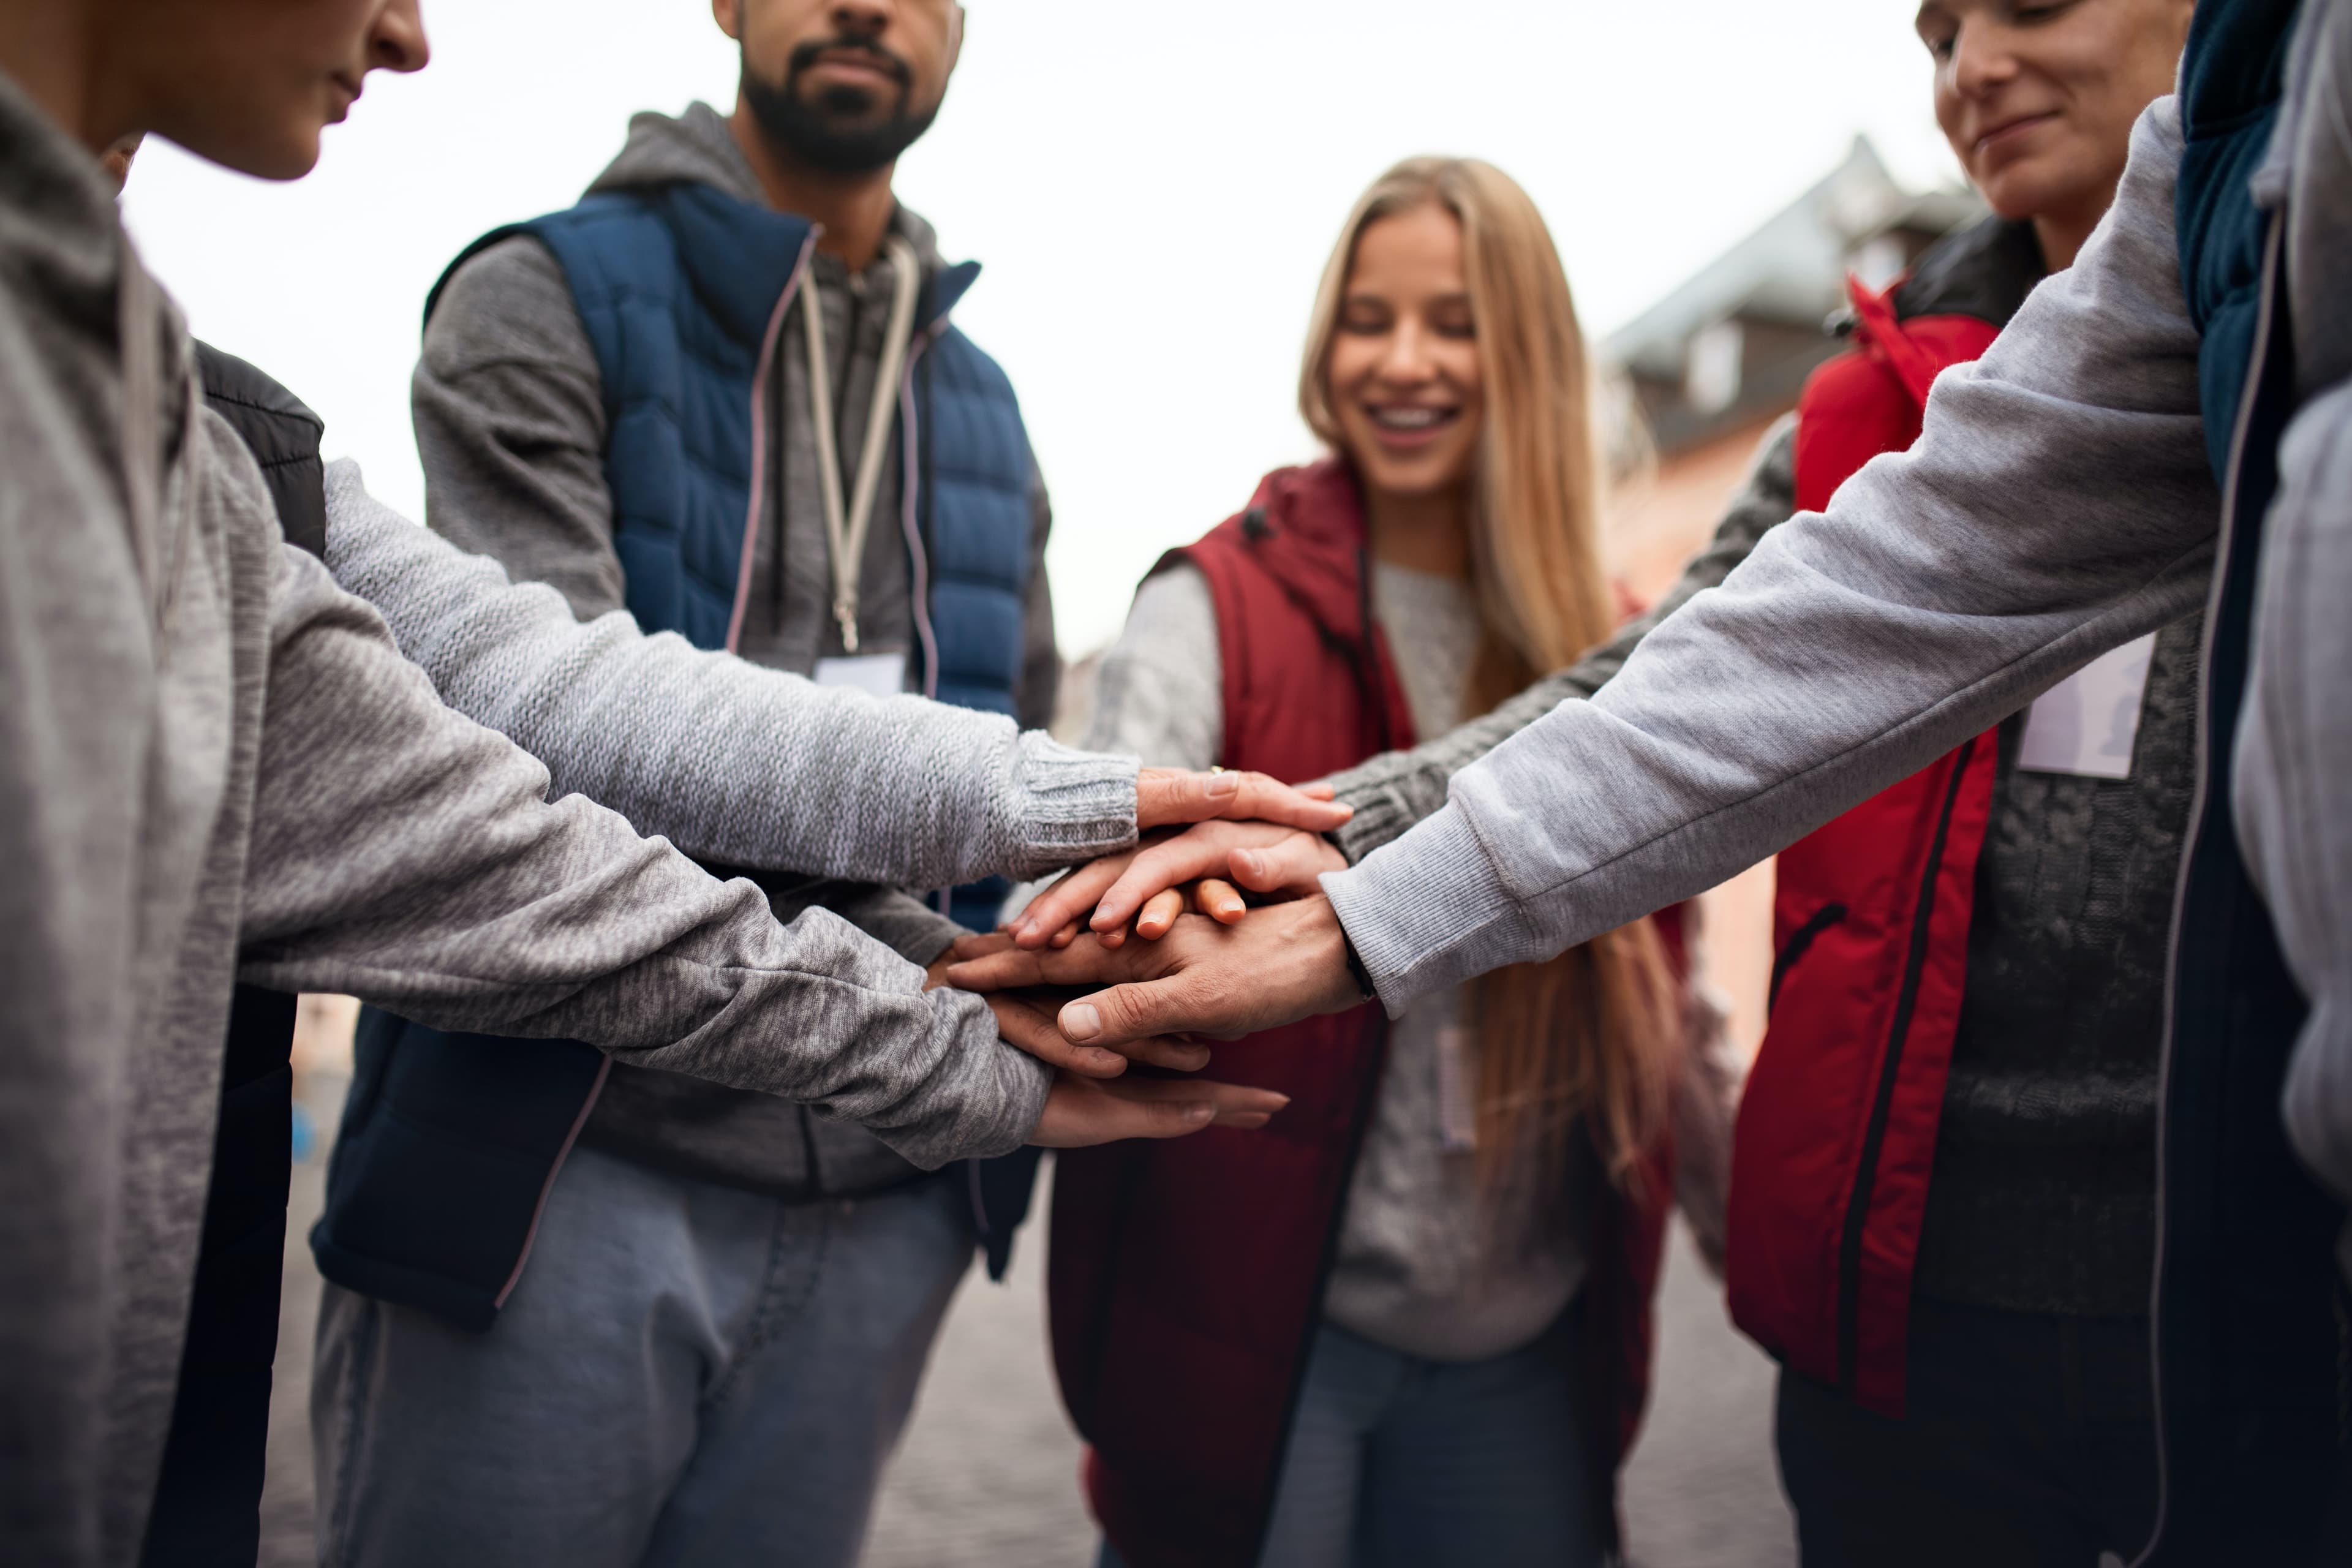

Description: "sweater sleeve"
236 526 1049 1169
1327 97 2218 1014
323 461 1138 885
1082 563 1225 769
1326 417 1797 863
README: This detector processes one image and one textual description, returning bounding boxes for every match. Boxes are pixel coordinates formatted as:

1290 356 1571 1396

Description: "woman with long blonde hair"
1039 157 1695 1568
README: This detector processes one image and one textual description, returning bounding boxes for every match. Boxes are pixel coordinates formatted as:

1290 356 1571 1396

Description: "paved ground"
264 1065 1793 1567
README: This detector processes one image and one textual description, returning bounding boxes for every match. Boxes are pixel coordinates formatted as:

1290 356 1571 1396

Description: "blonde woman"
1052 159 1693 1568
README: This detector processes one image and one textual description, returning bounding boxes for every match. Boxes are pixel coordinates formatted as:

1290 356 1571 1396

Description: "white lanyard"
802 233 922 654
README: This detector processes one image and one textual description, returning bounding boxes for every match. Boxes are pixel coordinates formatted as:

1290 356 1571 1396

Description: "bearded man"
307 4 1070 1563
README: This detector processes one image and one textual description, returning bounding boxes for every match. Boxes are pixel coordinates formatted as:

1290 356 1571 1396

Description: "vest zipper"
723 233 819 654
898 331 956 924
1833 736 1977 1394
2127 206 2288 1568
894 319 995 1232
494 1055 612 1310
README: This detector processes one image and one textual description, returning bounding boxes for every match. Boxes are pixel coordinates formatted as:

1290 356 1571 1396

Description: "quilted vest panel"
1728 289 2002 1417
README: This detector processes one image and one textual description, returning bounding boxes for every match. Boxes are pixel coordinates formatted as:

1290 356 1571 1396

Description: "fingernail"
1063 1003 1102 1041
1085 1049 1122 1071
1234 851 1261 876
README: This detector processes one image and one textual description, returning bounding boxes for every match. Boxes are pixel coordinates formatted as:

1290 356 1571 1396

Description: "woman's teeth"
1370 407 1453 430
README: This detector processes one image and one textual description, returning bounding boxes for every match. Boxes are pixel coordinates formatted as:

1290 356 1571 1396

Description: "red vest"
1724 279 2005 1417
1052 461 1673 1568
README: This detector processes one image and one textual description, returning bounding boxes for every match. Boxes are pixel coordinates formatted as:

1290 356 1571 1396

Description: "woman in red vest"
1057 158 1700 1568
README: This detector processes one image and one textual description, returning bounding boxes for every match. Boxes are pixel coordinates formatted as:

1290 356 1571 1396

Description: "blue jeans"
1102 1314 1602 1568
312 1143 973 1568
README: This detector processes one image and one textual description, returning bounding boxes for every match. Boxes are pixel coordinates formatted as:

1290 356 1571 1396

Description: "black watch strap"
1340 926 1376 1002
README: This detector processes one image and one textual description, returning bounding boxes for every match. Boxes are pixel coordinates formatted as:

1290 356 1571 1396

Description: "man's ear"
712 0 745 43
946 3 965 74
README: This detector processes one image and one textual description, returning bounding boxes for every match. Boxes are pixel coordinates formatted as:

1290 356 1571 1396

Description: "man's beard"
742 35 938 175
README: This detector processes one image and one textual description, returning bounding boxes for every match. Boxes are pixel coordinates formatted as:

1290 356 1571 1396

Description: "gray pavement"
264 1099 1795 1567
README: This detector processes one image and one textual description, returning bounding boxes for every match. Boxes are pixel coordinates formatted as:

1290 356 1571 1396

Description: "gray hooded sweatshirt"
0 74 1046 1567
412 102 1058 1196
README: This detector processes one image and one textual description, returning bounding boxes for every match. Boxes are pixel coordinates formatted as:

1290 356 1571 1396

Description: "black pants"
1776 1296 2351 1567
1776 1298 2159 1568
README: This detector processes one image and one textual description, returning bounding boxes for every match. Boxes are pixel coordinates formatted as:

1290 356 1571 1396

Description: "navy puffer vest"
2150 0 2345 1558
314 184 1039 1329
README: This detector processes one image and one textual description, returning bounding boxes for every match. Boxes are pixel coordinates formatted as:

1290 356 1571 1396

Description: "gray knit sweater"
324 462 1137 894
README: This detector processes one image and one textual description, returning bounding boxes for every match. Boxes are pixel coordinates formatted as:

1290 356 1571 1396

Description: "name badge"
1436 1024 1480 1153
2016 633 2157 780
813 652 909 699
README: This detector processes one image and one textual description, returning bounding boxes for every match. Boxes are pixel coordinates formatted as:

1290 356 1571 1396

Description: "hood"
588 100 764 205
586 101 947 277
1891 213 2046 330
1176 459 1376 651
0 66 164 400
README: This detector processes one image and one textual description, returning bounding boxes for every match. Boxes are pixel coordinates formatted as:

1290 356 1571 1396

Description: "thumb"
1058 973 1225 1047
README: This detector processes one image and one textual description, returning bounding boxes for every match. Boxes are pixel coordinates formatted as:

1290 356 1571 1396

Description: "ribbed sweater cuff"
1328 783 1417 865
1001 735 1139 876
1322 805 1532 1017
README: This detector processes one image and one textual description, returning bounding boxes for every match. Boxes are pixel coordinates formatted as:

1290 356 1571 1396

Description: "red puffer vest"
1724 273 2009 1418
1052 460 1675 1568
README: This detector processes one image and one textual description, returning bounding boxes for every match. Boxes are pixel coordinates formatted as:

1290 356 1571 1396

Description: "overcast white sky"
119 0 1966 656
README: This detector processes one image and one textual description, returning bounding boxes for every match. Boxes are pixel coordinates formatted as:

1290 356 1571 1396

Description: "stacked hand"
929 813 1370 1084
1005 820 1348 949
923 772 1357 1150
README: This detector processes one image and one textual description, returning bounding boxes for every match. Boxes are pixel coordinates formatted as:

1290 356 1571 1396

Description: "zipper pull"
837 600 860 655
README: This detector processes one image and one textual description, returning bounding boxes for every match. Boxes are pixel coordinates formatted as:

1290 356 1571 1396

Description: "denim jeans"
312 1143 973 1568
1102 1313 1601 1568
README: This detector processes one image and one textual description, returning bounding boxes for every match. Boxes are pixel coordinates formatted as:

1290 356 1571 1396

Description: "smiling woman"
1050 156 1697 1568
1914 0 2194 266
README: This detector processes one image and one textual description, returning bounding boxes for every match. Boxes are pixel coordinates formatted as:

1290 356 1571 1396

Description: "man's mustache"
786 36 914 90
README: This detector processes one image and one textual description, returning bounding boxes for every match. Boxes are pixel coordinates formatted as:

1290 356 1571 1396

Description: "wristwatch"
1340 925 1376 1002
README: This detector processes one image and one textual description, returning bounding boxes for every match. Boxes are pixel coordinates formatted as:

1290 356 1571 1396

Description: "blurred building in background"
1600 135 1983 605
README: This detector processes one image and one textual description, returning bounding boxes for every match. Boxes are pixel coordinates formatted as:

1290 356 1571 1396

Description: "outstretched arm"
323 461 1348 888
238 496 1278 1162
1335 96 2213 1012
1325 417 1798 863
961 98 2216 1046
1005 420 1799 945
